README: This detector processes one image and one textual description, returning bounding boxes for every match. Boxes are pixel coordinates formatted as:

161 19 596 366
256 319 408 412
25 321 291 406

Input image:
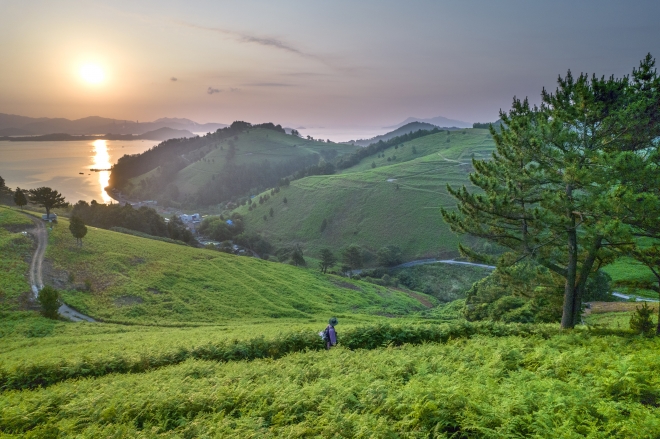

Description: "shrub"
630 303 655 336
37 286 60 320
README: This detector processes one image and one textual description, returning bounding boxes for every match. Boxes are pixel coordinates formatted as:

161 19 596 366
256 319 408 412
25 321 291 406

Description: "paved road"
351 259 496 275
611 292 659 302
25 213 96 322
392 259 496 270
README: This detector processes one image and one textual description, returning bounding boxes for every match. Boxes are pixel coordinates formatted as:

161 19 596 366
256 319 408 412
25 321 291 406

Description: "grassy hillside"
0 208 33 310
235 129 495 261
39 216 431 325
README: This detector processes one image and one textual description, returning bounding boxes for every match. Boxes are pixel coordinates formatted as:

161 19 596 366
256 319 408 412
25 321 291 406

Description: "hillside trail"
24 213 96 322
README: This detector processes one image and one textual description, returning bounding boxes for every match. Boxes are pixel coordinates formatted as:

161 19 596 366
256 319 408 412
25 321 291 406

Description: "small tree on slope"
13 188 27 210
319 248 337 274
69 215 88 246
38 286 60 319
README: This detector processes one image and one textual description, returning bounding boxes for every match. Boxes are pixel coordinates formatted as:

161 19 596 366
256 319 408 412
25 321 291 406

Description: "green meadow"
40 216 431 325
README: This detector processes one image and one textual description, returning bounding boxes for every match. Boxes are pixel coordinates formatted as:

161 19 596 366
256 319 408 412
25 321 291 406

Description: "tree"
269 207 274 217
28 187 67 219
630 302 655 337
319 248 337 274
13 188 27 210
291 245 306 266
283 197 288 204
37 285 60 319
377 245 403 267
342 245 363 275
442 57 660 329
320 218 328 233
69 215 88 246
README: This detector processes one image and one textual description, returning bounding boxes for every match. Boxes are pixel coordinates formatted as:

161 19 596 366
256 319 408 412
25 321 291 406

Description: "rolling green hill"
117 123 359 206
37 216 431 325
234 128 495 261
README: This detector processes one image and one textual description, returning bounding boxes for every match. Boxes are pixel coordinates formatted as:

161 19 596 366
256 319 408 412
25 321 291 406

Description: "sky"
1 0 659 130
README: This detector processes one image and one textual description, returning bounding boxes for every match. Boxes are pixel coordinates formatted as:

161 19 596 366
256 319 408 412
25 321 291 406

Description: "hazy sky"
1 0 659 128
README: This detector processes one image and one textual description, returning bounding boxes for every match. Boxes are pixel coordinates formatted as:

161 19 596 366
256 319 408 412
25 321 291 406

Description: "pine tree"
441 58 659 329
28 187 67 219
291 245 306 267
342 245 363 275
13 188 27 210
318 248 337 273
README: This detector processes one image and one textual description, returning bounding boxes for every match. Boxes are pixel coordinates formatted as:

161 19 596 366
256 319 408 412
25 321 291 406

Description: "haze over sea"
0 139 157 204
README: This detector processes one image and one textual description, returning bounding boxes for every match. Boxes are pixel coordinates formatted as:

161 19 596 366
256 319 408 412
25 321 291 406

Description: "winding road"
26 214 96 322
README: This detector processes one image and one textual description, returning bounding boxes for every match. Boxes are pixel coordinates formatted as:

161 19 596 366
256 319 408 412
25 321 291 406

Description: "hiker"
324 317 338 349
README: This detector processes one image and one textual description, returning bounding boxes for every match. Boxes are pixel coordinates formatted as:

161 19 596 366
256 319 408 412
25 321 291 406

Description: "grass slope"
40 216 430 325
0 208 33 310
236 129 495 260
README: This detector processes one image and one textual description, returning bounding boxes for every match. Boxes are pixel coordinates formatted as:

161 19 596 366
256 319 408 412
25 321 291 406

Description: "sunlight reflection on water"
92 140 113 203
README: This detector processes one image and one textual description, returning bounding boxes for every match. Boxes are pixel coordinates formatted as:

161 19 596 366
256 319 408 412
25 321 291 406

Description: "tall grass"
0 321 561 392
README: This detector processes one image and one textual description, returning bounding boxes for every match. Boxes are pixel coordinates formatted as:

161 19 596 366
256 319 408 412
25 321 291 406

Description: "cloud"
243 82 292 87
230 88 240 92
176 21 321 62
207 87 221 95
170 77 178 82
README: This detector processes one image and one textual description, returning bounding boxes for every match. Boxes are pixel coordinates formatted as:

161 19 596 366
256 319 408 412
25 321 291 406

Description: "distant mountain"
0 127 194 142
0 127 34 136
387 116 471 129
0 113 227 136
351 122 442 146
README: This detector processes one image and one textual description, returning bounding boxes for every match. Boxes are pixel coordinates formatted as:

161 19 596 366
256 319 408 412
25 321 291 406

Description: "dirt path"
25 214 97 322
28 218 47 297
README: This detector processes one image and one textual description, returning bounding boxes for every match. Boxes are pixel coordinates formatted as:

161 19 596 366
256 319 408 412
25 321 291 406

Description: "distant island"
0 127 195 142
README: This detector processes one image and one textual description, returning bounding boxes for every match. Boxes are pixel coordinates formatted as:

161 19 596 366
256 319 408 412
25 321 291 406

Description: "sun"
80 64 105 84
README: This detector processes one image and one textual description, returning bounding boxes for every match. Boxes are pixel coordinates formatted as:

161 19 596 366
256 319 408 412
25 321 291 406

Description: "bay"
0 139 158 204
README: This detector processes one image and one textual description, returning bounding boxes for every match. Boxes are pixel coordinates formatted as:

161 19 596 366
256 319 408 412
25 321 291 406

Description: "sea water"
0 139 158 204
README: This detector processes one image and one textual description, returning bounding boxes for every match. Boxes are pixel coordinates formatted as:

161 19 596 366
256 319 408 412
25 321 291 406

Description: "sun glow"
80 64 105 84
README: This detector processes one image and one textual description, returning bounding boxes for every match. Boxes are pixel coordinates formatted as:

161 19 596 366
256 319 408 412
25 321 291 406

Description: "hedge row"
1 321 569 392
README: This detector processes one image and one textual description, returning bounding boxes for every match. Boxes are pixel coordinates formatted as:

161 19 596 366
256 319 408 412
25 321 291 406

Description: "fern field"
2 328 660 438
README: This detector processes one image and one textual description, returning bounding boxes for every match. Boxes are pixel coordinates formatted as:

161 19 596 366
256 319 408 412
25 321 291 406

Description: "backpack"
319 326 330 342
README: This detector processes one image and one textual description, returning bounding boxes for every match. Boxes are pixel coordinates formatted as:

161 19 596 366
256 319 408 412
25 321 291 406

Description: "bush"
630 303 655 336
376 245 403 267
37 286 60 320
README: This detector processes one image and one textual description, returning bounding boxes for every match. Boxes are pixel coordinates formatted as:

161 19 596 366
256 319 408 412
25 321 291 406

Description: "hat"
329 317 338 326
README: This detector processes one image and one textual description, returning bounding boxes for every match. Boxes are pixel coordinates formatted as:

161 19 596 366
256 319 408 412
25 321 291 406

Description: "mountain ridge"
0 112 227 136
387 116 471 129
